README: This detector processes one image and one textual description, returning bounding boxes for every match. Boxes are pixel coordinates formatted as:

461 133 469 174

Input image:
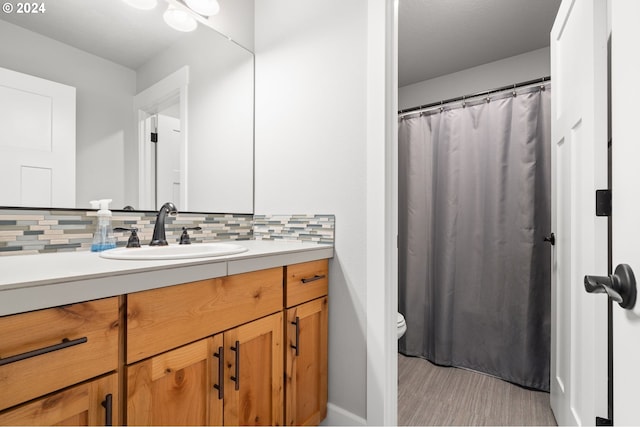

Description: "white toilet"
397 312 407 339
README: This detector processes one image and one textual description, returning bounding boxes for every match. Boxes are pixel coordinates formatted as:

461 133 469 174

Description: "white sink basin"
99 242 248 260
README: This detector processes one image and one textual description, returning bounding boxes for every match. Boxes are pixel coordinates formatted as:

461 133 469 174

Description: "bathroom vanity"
0 241 332 426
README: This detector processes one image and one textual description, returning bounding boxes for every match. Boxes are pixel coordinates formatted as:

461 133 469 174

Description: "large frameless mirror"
0 0 254 213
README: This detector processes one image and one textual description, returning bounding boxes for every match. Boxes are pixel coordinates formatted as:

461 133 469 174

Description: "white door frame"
611 0 640 424
367 0 398 425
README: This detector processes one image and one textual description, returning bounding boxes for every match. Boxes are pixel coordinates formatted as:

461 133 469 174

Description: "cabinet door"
0 297 119 411
127 336 223 426
0 373 118 426
224 313 283 426
286 297 328 426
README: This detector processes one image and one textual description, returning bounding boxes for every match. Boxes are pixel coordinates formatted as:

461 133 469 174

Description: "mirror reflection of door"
155 106 181 211
134 66 187 212
0 67 76 207
142 109 181 211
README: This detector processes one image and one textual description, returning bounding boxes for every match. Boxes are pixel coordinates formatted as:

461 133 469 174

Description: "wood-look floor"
398 354 557 426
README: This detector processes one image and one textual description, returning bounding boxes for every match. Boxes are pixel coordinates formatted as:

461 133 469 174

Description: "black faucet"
150 202 177 246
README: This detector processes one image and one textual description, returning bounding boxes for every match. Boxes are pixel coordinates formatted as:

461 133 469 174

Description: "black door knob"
543 233 556 245
584 264 637 309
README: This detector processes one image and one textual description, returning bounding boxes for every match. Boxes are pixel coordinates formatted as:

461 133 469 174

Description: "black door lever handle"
584 264 637 309
543 233 555 245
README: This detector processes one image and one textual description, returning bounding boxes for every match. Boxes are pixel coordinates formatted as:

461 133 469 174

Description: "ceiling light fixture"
122 0 158 10
184 0 220 16
163 5 198 32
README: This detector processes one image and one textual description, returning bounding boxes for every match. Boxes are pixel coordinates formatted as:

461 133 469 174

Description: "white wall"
255 1 396 424
255 0 370 422
398 47 550 110
0 20 136 209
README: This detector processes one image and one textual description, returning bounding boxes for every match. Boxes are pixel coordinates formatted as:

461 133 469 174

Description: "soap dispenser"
90 199 117 252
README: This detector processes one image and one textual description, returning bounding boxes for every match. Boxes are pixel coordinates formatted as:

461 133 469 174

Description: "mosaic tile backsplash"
253 214 335 243
0 209 334 256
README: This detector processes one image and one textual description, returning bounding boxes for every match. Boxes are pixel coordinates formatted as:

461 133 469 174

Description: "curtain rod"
398 76 551 115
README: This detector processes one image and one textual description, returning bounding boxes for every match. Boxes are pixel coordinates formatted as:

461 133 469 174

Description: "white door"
611 0 640 424
550 0 609 425
156 114 181 210
0 67 75 207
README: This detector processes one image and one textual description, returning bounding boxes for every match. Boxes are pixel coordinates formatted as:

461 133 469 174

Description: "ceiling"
0 0 184 70
2 0 561 83
399 0 562 87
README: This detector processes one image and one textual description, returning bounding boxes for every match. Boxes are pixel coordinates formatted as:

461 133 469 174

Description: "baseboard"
321 403 367 426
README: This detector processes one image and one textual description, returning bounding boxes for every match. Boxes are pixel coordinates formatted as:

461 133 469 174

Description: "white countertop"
0 240 333 317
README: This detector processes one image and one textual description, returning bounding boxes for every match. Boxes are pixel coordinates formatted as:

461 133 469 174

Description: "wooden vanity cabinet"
285 297 328 426
223 312 283 426
126 268 286 426
0 297 120 425
126 267 284 364
285 260 329 308
127 336 223 426
127 312 284 426
0 373 118 426
284 260 329 426
0 258 329 426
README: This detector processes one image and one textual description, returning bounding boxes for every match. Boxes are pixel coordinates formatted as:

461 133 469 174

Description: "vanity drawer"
0 297 119 411
127 267 284 363
285 260 329 308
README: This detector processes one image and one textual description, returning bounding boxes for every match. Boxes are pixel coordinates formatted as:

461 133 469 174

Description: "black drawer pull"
301 274 326 284
230 341 240 390
101 393 113 426
213 346 224 399
290 316 300 356
0 337 88 367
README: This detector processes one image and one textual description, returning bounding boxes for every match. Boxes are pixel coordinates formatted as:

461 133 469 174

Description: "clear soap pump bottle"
90 199 116 252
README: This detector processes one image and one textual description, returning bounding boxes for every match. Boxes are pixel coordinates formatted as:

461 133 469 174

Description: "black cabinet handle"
0 337 88 367
584 264 637 309
290 316 300 356
213 346 224 399
301 274 326 284
230 341 240 390
101 393 113 426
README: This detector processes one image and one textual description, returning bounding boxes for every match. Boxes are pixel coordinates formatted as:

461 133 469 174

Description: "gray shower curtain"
398 85 551 391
